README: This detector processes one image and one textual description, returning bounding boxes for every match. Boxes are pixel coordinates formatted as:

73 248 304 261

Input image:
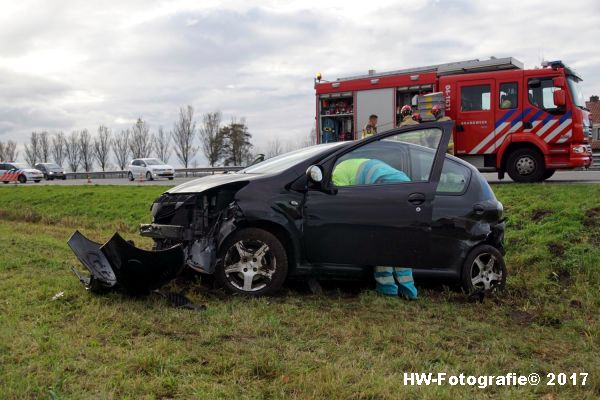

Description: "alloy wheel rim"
470 253 503 291
516 156 535 175
224 239 276 292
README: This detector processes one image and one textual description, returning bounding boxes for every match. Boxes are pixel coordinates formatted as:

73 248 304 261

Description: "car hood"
21 168 42 174
167 173 264 194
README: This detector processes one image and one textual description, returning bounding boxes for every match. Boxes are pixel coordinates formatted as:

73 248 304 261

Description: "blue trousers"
374 266 418 299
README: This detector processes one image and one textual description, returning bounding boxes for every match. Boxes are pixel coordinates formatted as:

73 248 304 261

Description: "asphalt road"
2 170 599 187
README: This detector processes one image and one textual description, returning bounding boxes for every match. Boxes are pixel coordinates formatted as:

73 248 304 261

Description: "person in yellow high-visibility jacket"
332 157 418 299
361 114 378 139
431 105 453 154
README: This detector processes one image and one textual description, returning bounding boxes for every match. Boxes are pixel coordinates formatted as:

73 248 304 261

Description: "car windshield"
240 143 346 174
567 76 585 109
46 163 61 169
144 159 164 165
10 163 27 169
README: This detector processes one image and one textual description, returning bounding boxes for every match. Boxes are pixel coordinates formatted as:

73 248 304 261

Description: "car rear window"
437 159 471 194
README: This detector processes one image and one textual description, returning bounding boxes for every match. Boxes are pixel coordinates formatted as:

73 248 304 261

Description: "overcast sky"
1 0 599 166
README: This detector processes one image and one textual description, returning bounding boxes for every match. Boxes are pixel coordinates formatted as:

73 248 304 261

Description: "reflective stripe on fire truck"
469 110 573 154
469 109 517 154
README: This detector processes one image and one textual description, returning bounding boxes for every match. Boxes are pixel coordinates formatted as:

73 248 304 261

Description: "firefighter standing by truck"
362 114 379 139
399 105 418 126
431 104 454 154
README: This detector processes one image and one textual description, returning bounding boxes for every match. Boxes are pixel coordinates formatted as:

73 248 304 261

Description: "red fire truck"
314 57 593 182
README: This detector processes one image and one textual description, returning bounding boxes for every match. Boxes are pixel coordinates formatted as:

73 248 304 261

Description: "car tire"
2 181 8 184
62 176 67 180
540 169 556 181
18 175 27 184
216 228 288 296
461 244 506 293
34 180 40 183
146 171 153 181
127 172 134 181
506 148 545 183
168 177 174 180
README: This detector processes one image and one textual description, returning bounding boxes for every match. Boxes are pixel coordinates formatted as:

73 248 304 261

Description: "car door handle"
408 192 426 206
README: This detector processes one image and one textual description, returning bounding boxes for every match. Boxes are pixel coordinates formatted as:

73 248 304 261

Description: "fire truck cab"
315 57 593 182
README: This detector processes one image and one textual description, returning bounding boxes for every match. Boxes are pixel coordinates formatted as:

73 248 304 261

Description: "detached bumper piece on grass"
68 230 185 296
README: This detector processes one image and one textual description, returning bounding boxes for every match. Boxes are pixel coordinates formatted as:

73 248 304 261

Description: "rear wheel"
146 171 153 181
461 244 506 293
506 148 545 183
216 228 288 296
18 175 26 184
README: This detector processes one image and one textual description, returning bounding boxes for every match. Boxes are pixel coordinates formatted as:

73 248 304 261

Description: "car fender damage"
68 230 185 295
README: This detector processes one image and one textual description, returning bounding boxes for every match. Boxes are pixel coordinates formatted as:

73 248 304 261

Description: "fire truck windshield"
567 76 585 108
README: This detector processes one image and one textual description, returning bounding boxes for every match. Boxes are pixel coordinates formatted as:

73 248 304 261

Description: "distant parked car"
127 158 174 181
35 163 67 180
0 162 43 183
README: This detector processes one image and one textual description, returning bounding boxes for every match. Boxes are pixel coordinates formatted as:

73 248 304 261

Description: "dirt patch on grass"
547 242 565 257
531 208 553 222
509 310 535 325
582 206 600 227
549 268 573 287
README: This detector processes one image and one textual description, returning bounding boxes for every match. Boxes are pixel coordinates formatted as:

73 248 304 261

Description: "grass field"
0 184 598 399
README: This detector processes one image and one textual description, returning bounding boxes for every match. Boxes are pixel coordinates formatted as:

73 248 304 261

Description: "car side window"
140 161 146 167
331 128 442 187
528 77 560 111
461 85 491 111
499 82 518 109
437 159 471 194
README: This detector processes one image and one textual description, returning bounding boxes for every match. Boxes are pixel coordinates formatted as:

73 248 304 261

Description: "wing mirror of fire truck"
553 76 566 88
553 89 566 107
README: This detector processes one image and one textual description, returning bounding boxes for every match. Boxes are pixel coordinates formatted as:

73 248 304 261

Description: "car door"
454 79 495 156
302 122 452 268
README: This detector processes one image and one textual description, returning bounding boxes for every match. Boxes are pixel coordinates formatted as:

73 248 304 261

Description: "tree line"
0 106 257 171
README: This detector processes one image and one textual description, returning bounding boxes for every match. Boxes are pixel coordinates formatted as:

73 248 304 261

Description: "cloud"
0 0 599 165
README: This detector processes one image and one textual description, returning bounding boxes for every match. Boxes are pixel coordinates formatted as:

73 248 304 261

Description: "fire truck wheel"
18 175 27 184
541 169 556 181
506 148 544 183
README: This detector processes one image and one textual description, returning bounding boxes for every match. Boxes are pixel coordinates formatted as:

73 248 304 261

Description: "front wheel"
506 148 545 183
18 175 27 184
34 180 40 183
461 244 506 293
127 171 134 181
541 169 556 181
146 171 153 181
216 228 288 296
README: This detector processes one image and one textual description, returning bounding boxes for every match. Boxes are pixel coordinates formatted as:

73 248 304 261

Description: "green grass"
0 184 598 399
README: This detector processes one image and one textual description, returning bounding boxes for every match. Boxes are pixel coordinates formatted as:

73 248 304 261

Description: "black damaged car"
69 122 506 296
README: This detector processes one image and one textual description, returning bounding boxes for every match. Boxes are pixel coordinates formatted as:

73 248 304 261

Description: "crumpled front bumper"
67 230 185 295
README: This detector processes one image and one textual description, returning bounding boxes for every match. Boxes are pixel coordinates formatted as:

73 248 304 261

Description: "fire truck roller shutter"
356 88 395 137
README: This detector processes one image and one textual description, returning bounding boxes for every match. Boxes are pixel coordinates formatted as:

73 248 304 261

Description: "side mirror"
306 165 323 183
553 89 566 107
553 76 566 88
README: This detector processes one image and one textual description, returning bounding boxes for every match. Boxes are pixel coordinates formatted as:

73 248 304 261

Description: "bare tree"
153 126 172 163
4 140 18 161
0 142 5 162
129 118 153 158
266 137 284 158
199 111 223 166
39 131 50 163
64 131 80 172
23 132 41 166
112 129 130 170
51 132 66 166
172 105 198 168
220 119 253 166
94 125 112 171
78 129 94 172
